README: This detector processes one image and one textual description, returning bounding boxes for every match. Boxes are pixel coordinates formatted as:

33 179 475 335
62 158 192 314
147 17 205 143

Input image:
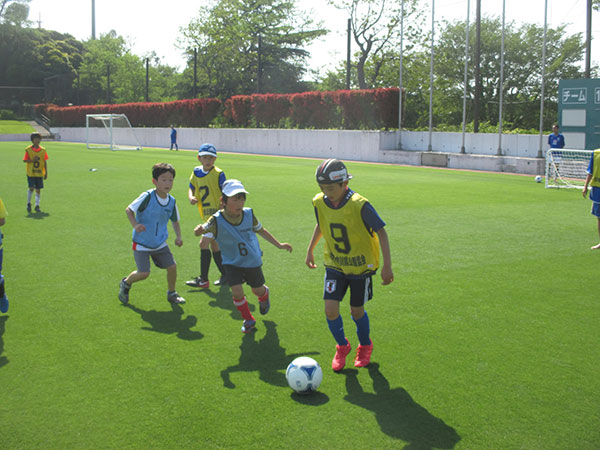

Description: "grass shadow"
26 211 50 220
125 302 203 341
221 320 319 389
188 284 256 319
0 315 8 368
344 363 461 449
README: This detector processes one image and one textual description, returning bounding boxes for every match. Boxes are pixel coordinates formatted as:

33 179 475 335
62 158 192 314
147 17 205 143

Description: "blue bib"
214 208 262 268
132 190 176 249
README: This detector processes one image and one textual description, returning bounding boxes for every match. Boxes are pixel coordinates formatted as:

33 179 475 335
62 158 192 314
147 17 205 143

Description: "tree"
328 0 424 89
77 31 147 104
0 24 84 105
179 0 326 98
0 0 30 25
426 18 586 130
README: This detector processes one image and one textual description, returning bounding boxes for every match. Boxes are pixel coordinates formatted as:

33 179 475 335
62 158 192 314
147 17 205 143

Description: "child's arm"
172 220 183 247
257 227 292 252
583 173 593 198
188 187 198 205
44 161 48 179
305 223 322 269
126 207 146 232
376 228 394 285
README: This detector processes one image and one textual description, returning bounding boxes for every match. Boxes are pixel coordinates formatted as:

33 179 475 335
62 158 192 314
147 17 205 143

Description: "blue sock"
353 312 371 346
327 315 347 346
0 275 4 298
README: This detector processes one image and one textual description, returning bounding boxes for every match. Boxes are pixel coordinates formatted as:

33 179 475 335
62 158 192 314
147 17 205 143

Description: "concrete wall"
52 127 546 174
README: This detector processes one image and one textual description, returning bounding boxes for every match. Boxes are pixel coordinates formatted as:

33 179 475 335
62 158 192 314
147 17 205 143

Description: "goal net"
545 148 592 189
86 114 142 151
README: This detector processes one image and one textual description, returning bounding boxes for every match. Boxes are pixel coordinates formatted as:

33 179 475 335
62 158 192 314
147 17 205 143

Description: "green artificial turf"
0 120 35 134
0 142 598 449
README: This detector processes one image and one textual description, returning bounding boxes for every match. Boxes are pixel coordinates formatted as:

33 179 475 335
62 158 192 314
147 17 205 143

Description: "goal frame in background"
545 148 592 189
86 114 142 151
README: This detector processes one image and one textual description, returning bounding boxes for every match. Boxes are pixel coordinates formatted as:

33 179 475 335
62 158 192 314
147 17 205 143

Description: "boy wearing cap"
305 159 394 371
194 179 293 333
186 143 227 288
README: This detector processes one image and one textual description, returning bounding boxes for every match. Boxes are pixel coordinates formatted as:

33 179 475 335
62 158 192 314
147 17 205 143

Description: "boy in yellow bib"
306 159 393 371
23 132 48 213
582 149 600 249
186 144 227 288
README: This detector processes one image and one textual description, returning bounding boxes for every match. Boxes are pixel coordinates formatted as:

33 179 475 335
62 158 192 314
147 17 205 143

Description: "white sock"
35 192 40 206
27 190 33 203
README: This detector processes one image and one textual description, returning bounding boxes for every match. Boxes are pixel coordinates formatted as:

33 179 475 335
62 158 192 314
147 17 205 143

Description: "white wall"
52 127 547 174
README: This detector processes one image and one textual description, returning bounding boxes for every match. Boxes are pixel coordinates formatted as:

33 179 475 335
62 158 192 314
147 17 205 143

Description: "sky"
26 0 600 77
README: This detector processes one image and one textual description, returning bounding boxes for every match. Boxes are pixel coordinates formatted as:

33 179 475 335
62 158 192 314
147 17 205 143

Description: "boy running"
305 159 394 371
186 144 227 288
118 163 185 305
194 179 292 333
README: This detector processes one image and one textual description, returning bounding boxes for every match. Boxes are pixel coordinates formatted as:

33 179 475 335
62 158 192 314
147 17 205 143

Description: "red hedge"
40 88 402 130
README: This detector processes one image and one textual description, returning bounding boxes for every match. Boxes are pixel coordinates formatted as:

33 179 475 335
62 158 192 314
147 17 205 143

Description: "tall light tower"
91 0 96 40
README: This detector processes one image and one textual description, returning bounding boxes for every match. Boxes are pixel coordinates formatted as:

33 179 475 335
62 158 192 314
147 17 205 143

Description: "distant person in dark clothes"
170 125 178 151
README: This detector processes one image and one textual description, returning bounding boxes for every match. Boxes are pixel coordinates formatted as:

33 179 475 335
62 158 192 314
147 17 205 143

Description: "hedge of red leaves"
37 88 401 130
38 98 222 128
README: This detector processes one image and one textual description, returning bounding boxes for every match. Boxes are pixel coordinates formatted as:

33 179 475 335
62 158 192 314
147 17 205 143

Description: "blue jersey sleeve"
361 202 385 232
587 154 594 175
219 171 226 190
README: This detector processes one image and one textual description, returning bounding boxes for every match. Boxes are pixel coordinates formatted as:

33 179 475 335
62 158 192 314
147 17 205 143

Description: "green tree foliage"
0 23 84 104
424 18 585 130
0 0 30 26
179 0 327 98
328 0 424 89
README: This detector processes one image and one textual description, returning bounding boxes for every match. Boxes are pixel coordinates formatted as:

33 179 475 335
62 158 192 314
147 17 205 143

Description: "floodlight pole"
497 0 505 156
91 0 96 39
460 0 470 154
145 58 149 102
428 0 435 152
537 0 548 158
398 0 404 149
346 19 352 90
193 48 198 98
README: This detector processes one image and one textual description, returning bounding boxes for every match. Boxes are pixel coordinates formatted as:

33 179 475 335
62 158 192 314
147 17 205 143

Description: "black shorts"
27 176 44 189
323 268 373 307
223 265 265 288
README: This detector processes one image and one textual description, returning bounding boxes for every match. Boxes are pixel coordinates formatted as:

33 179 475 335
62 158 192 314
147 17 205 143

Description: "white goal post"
545 148 593 189
86 114 142 151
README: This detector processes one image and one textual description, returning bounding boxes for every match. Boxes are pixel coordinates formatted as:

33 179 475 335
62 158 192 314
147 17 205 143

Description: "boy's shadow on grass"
189 284 256 319
344 364 460 449
221 320 319 390
26 211 50 220
0 315 8 368
125 302 203 341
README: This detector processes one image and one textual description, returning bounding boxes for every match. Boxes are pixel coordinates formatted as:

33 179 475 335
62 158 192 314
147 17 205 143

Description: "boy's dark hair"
221 192 246 203
30 132 42 142
152 163 176 180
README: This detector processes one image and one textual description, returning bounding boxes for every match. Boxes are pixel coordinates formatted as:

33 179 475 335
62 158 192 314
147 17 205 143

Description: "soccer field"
0 142 598 449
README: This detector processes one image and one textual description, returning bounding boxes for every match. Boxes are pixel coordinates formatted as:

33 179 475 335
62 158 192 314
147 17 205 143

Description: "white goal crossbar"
86 114 141 151
545 148 593 189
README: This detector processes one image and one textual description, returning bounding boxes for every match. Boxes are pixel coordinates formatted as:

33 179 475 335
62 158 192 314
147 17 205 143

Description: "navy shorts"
223 265 265 288
27 176 44 189
592 202 600 218
323 268 373 307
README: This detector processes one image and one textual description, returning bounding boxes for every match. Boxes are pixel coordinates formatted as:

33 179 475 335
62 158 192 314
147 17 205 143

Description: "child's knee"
199 237 210 249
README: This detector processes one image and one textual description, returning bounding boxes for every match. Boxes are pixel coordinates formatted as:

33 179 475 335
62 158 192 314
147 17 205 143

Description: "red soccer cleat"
354 340 373 368
332 339 352 372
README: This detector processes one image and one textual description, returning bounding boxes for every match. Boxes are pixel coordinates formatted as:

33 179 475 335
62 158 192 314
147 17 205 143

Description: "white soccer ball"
535 175 542 183
286 357 323 394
